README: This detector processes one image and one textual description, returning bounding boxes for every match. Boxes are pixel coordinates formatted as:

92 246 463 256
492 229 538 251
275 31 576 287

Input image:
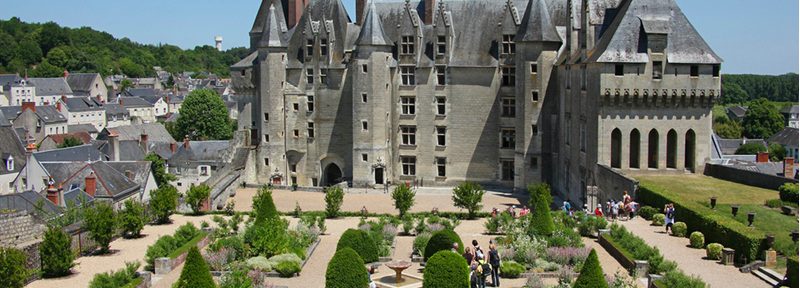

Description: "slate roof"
168 141 230 168
98 140 147 161
0 191 62 215
727 106 747 118
68 124 99 134
119 97 155 108
34 144 106 162
62 187 94 207
781 105 799 115
28 78 73 96
768 127 799 148
517 0 560 43
0 74 21 87
41 161 139 201
104 103 130 120
355 1 392 46
123 88 158 98
166 95 184 104
0 106 67 124
258 3 288 48
63 97 104 112
715 136 767 156
0 126 27 175
65 73 101 94
100 123 176 144
0 110 10 127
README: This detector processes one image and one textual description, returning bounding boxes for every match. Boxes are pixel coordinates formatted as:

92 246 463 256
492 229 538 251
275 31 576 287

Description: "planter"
598 234 637 270
154 234 212 275
263 238 321 278
782 206 795 215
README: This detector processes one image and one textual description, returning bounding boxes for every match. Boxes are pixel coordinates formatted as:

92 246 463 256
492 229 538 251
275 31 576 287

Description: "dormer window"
501 34 515 56
306 39 314 57
436 35 446 56
400 66 415 85
5 156 13 171
320 39 329 57
652 61 663 80
306 68 314 84
400 36 415 55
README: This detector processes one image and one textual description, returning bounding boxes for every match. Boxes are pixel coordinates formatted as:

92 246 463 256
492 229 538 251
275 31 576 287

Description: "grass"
713 204 798 259
167 231 208 259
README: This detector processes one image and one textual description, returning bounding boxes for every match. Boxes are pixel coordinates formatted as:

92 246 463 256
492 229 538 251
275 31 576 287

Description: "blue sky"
0 0 797 75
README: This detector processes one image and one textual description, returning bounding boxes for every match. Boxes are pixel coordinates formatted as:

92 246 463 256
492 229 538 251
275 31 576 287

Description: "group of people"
454 240 501 288
588 191 639 221
491 205 530 218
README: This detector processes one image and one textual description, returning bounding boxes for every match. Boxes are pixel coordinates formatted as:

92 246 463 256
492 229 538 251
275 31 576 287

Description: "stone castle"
231 0 721 204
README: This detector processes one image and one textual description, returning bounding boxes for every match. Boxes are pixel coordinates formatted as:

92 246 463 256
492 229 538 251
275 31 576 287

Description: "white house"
60 97 106 132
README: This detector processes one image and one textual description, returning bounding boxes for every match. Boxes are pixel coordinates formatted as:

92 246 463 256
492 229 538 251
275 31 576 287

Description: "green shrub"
638 206 659 220
174 247 215 288
528 183 555 236
326 248 369 288
218 263 252 288
252 185 279 224
605 224 672 274
0 246 31 288
423 251 469 288
145 235 177 270
423 229 464 261
325 186 345 218
672 222 687 237
244 217 289 257
413 232 432 255
209 236 247 260
787 256 798 288
186 184 211 215
167 231 209 259
706 243 724 260
577 214 608 237
274 261 301 277
174 223 200 244
452 182 485 219
651 213 665 226
41 226 74 278
149 184 179 224
656 270 706 288
765 199 783 208
779 183 799 203
573 249 607 288
84 202 117 254
89 262 140 288
336 229 379 263
484 215 500 234
268 253 302 267
246 256 272 271
689 232 705 249
499 260 526 278
119 199 146 238
392 183 416 218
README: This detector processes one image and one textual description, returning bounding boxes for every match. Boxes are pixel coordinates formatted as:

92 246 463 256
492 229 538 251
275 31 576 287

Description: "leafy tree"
452 182 485 219
0 246 31 288
40 226 74 278
119 199 146 238
713 117 743 139
84 202 117 254
144 153 176 187
735 142 767 155
0 31 17 66
723 74 799 103
88 262 139 288
243 217 289 257
117 58 146 78
391 183 415 218
573 249 607 288
186 184 211 215
326 248 369 288
769 143 786 161
174 247 215 288
742 98 784 139
16 39 42 65
252 185 278 224
721 82 749 104
324 185 344 218
30 59 63 77
57 136 84 149
38 22 70 54
46 47 69 68
528 183 555 236
119 79 133 92
149 184 179 224
174 89 232 141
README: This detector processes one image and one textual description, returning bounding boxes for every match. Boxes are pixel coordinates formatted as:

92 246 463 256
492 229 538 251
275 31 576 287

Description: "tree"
713 117 743 139
149 184 179 224
185 184 210 215
721 82 749 104
30 59 63 77
252 185 278 224
0 246 31 288
528 183 555 236
769 143 786 161
40 226 74 278
742 98 784 139
89 262 139 288
83 202 117 254
57 136 84 149
174 247 215 288
243 217 289 257
336 229 379 263
119 79 133 92
452 182 485 219
324 185 344 218
573 249 607 288
16 39 42 65
174 89 232 140
326 248 369 288
38 22 70 54
735 142 767 155
144 153 176 187
391 183 415 218
46 47 69 68
118 199 146 238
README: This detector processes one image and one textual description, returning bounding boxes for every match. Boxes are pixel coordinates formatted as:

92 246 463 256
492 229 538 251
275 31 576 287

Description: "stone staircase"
751 266 785 287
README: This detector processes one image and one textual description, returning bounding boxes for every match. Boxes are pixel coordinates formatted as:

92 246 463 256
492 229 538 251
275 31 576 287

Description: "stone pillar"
765 249 777 268
634 260 650 278
721 248 735 265
648 274 664 288
155 257 172 275
136 271 152 288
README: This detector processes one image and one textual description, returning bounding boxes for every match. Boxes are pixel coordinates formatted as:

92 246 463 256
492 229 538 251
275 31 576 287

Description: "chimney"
424 0 436 25
21 102 35 113
109 132 120 161
784 157 796 179
85 172 97 197
63 70 69 79
288 0 309 29
125 170 134 181
170 142 177 153
356 0 367 25
183 135 190 149
46 183 59 206
756 152 770 163
61 95 67 103
119 98 124 106
56 101 62 112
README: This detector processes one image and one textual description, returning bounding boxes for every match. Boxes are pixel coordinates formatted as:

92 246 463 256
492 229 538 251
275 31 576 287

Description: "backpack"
481 263 492 277
489 250 500 265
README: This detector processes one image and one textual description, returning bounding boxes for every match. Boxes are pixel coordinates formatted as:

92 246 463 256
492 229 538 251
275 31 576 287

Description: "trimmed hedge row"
637 182 766 263
787 256 798 288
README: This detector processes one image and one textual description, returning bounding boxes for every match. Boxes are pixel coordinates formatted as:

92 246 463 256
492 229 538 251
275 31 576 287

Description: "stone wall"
595 164 639 208
704 163 795 190
0 211 45 283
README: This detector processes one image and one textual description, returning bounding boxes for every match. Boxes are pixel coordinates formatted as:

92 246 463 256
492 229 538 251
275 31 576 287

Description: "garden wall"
704 163 795 190
596 164 639 204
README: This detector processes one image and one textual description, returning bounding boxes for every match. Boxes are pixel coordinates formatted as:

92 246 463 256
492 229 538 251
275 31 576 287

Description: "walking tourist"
488 243 501 287
473 240 484 260
452 242 460 253
594 204 604 217
664 203 676 234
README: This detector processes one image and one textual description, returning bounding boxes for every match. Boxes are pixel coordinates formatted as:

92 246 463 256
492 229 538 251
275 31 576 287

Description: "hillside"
722 73 798 104
0 17 248 78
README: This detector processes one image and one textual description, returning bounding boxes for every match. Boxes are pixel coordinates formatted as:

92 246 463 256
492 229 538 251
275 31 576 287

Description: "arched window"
667 129 678 168
611 129 622 168
630 129 641 169
648 129 659 168
685 129 696 172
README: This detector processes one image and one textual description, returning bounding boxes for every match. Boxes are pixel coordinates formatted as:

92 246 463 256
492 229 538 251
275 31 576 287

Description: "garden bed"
599 234 638 270
155 231 211 275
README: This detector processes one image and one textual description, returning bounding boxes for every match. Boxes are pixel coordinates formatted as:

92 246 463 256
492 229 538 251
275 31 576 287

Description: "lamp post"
710 197 717 209
747 212 755 226
731 205 739 217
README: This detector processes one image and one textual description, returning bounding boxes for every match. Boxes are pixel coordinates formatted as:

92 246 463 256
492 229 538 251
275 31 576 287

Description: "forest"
721 73 798 104
0 17 249 78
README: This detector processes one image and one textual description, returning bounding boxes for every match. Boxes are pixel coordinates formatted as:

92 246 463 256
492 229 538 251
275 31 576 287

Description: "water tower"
215 36 223 51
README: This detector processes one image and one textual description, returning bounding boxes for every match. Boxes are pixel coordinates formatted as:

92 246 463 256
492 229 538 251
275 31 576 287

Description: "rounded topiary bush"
499 260 525 278
336 229 378 263
672 222 687 237
637 206 658 220
573 249 607 288
706 243 724 260
651 213 665 226
423 251 469 288
423 229 464 261
689 232 705 249
326 247 369 288
274 261 301 277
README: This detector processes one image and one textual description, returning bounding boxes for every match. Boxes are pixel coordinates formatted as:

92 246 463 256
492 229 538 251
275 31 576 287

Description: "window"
293 103 299 111
5 157 12 171
436 126 446 146
436 97 446 116
320 39 328 56
362 121 369 131
290 164 297 172
712 65 720 77
501 159 514 181
306 39 314 57
400 66 415 85
307 122 315 138
531 63 538 74
400 36 415 55
307 96 314 111
436 66 446 85
306 68 314 84
501 34 515 55
530 156 538 169
436 35 446 55
401 126 416 145
401 97 416 115
264 134 270 142
532 90 539 102
532 124 538 135
581 65 587 90
501 98 516 118
436 157 446 177
264 158 270 166
264 113 269 122
320 69 328 83
361 64 368 73
401 156 416 176
653 61 663 79
690 65 699 77
615 64 624 76
362 154 368 162
293 129 299 137
580 123 586 152
502 67 515 86
501 128 515 149
361 93 368 103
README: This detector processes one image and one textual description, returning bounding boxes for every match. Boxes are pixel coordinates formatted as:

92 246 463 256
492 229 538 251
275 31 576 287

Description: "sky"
0 0 797 75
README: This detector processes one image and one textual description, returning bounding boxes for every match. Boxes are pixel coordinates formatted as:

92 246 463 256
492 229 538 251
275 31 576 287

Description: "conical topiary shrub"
174 246 215 288
573 249 607 288
528 183 555 236
423 250 469 288
253 186 279 224
326 247 370 288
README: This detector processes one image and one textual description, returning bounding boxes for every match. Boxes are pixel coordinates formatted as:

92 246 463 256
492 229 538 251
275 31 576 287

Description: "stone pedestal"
721 248 735 265
155 257 172 275
634 260 650 278
135 271 152 288
598 229 611 236
647 274 664 288
765 249 777 267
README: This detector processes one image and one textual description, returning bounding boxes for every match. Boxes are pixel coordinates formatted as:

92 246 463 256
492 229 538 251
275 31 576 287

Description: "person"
594 204 604 217
470 259 486 288
473 240 484 260
611 200 620 221
368 271 377 288
452 242 460 253
606 199 613 219
583 203 590 214
488 243 501 287
664 203 676 234
491 207 498 218
622 190 631 204
463 246 475 265
518 206 529 217
361 206 368 215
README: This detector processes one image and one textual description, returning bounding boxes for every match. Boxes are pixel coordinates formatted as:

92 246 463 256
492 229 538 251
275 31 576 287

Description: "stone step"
751 270 780 287
757 266 784 283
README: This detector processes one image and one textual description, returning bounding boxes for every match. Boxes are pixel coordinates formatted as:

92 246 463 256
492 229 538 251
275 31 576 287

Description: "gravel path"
618 217 768 288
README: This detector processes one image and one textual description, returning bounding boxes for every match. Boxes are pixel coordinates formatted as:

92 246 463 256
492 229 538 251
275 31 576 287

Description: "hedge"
336 229 378 263
423 251 469 288
168 231 208 259
787 256 798 288
499 261 525 278
424 229 464 261
637 182 766 263
326 248 369 288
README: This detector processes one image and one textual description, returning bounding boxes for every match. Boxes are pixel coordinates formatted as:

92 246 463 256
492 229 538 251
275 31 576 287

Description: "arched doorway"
667 129 677 169
648 129 659 169
323 163 343 186
610 128 622 168
630 129 641 169
685 129 696 172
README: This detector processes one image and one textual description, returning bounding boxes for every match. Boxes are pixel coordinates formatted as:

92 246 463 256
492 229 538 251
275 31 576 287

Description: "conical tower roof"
258 4 287 48
517 0 561 43
355 1 392 46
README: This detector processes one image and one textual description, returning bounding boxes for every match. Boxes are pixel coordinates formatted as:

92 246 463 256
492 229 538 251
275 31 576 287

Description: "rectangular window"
501 128 516 149
581 65 587 90
532 124 538 135
320 39 328 56
653 61 663 80
579 123 586 152
501 34 515 55
264 134 270 142
362 64 368 74
293 129 299 137
361 93 368 103
290 164 297 172
307 122 315 138
501 97 516 118
712 65 720 77
436 35 446 56
400 66 415 85
615 64 624 76
436 126 446 146
320 69 328 83
362 121 368 131
532 90 539 102
401 156 416 176
502 67 516 86
530 156 538 168
362 154 368 162
293 103 299 111
501 159 514 181
401 126 416 145
306 39 314 57
264 158 270 166
436 66 446 85
400 36 415 55
690 65 699 77
401 97 416 115
264 113 269 122
436 97 446 116
306 68 314 84
436 157 446 177
531 63 538 74
307 96 314 111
